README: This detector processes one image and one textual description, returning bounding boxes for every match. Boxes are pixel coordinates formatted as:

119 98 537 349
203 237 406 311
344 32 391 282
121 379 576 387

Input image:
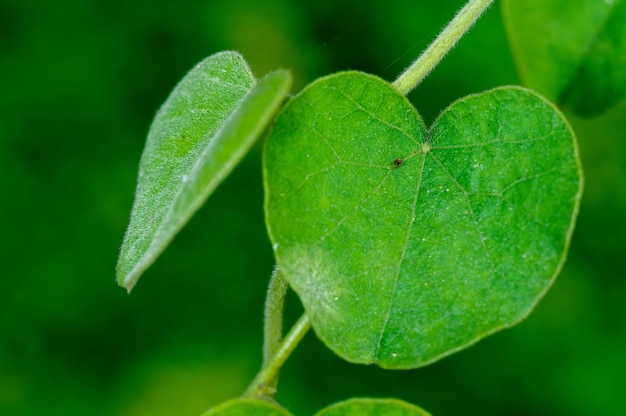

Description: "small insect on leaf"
392 158 403 168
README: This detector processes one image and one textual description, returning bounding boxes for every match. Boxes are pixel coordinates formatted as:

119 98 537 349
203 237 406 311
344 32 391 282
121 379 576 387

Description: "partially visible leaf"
117 51 291 291
314 398 430 416
201 398 291 416
264 72 582 369
560 2 626 115
502 0 626 116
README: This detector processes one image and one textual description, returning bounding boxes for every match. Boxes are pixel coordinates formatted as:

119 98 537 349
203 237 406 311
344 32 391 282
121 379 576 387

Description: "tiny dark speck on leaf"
392 158 403 169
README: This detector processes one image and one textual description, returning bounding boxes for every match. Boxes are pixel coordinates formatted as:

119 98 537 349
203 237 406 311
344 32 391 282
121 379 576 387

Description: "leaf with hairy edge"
264 72 582 369
315 398 430 416
201 398 291 416
117 51 291 291
503 0 626 116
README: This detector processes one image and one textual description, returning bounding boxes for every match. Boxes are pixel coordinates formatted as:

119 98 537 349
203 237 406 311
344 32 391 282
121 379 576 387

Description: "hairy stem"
245 313 311 399
262 266 289 392
392 0 494 95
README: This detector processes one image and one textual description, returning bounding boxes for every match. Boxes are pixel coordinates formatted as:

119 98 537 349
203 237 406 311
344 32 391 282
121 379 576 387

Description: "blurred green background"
1 0 624 415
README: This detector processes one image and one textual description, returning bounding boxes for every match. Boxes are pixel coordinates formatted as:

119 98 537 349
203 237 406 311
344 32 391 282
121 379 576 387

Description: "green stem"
392 0 494 95
262 266 289 391
244 313 311 399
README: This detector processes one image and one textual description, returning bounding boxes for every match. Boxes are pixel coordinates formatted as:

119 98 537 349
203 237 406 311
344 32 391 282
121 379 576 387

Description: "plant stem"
262 266 289 391
392 0 494 96
244 313 311 399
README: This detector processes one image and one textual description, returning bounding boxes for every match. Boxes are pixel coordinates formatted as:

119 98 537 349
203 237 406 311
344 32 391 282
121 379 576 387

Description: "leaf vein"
330 87 421 147
315 171 392 243
427 152 501 277
374 151 427 361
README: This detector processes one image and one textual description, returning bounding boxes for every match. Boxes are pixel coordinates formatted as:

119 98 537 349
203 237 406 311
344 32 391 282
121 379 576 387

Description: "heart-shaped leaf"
502 0 626 116
314 398 430 416
117 51 291 291
264 72 582 369
201 398 291 416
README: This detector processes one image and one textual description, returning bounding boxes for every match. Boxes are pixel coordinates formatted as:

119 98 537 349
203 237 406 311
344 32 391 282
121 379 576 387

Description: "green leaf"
314 398 430 416
264 72 582 369
502 0 626 116
201 398 291 416
117 51 291 291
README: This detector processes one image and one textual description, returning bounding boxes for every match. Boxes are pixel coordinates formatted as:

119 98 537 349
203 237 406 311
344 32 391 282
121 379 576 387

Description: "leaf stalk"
245 313 311 399
262 266 290 391
392 0 494 95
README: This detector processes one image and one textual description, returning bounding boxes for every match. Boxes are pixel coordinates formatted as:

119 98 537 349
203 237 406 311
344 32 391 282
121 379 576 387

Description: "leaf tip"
122 277 137 294
116 263 140 294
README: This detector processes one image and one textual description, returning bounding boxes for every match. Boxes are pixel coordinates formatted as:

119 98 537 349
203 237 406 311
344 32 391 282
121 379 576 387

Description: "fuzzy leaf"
315 398 430 416
118 51 291 290
201 398 291 416
502 0 626 116
264 72 582 369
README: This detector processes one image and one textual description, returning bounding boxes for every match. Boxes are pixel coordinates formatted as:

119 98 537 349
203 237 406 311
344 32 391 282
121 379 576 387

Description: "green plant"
113 0 626 413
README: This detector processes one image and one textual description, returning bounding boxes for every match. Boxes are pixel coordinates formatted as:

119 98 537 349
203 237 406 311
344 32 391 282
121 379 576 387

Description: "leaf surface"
201 398 291 416
315 398 430 416
264 72 582 369
502 0 626 116
117 51 291 290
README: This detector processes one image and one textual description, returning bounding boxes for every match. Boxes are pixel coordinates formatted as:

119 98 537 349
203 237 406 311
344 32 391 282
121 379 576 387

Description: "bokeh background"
1 0 624 415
